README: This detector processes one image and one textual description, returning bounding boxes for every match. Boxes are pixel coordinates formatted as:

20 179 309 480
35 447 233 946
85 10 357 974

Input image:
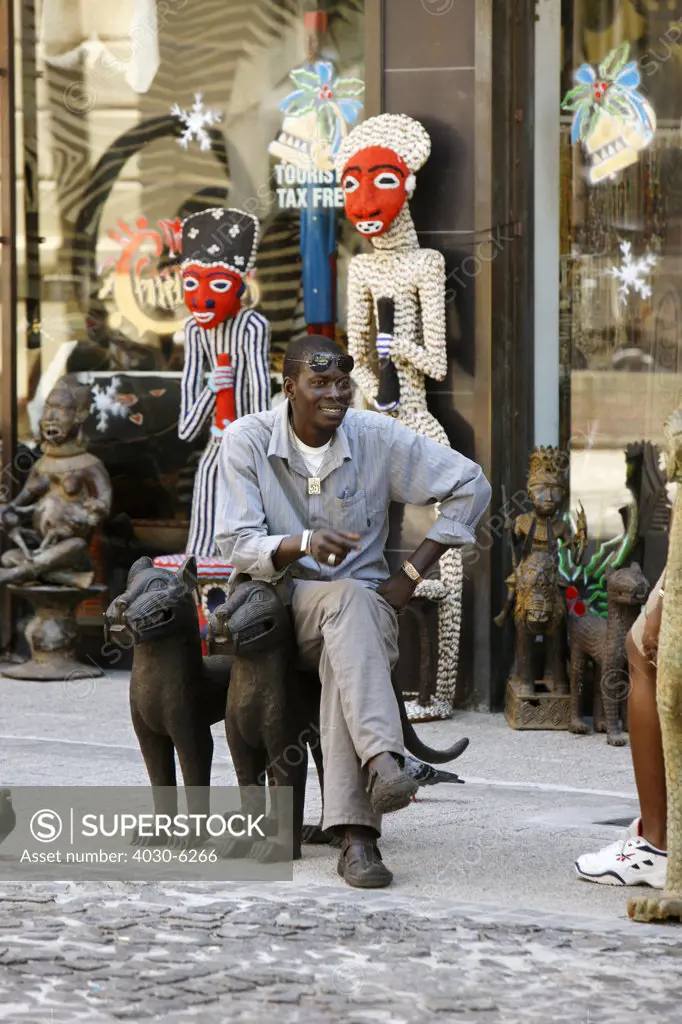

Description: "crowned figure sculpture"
154 208 271 642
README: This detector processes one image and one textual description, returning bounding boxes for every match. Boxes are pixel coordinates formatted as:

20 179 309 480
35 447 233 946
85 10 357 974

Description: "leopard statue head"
208 577 292 658
104 556 199 647
605 562 650 608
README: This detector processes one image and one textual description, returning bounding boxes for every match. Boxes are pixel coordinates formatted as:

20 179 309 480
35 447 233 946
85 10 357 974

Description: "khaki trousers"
291 578 403 835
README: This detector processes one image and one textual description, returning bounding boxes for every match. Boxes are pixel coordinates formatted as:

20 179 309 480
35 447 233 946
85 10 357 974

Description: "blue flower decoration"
562 43 655 146
279 60 364 154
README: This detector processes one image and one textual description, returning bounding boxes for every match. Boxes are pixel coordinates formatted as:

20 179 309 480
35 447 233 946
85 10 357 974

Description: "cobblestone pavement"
1 881 681 1023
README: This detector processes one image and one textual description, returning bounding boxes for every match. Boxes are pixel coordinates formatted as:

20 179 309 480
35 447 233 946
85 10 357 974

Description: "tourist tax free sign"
267 59 364 211
272 164 345 210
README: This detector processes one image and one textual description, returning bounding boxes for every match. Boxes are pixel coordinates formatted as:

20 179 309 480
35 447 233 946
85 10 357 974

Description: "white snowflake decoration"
608 241 657 303
90 377 128 433
170 93 222 152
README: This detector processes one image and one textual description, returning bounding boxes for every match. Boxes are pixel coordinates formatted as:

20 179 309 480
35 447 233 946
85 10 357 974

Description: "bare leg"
7 528 34 559
626 632 667 851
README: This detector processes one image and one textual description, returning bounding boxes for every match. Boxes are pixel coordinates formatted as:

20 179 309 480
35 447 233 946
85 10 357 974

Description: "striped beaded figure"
336 113 463 720
179 208 271 556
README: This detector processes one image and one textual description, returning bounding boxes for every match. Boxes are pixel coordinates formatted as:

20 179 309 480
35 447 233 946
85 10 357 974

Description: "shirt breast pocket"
331 490 369 533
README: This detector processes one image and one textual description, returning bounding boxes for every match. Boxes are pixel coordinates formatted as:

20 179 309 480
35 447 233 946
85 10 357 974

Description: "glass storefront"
0 0 512 704
560 0 682 541
14 0 364 578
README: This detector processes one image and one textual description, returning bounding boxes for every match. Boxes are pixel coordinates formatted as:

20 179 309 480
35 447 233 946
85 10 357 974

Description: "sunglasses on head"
292 353 355 374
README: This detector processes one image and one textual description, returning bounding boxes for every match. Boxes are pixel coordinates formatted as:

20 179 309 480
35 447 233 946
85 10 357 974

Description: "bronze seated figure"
0 379 111 589
0 378 114 680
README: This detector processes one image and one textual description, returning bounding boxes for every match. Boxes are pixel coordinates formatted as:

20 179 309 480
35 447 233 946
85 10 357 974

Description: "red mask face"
341 146 410 237
182 264 242 329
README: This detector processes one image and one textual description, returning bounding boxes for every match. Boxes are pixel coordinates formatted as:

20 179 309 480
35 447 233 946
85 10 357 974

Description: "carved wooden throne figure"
154 207 271 640
629 407 682 922
0 379 112 680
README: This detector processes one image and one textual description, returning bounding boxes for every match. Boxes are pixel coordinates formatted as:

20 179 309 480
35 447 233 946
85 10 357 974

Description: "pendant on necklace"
308 477 321 495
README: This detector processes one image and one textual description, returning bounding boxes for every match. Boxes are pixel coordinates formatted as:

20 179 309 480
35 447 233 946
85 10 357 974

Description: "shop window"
14 0 365 560
560 0 682 543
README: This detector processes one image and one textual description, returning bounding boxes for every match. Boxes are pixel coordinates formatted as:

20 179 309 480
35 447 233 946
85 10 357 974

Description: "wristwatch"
401 560 423 585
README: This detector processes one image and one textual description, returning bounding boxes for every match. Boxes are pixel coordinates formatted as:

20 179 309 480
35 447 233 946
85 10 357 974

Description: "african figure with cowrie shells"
336 113 463 720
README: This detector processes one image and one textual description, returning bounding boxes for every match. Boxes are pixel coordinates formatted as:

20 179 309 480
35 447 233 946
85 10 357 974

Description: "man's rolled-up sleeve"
214 431 288 581
387 419 491 546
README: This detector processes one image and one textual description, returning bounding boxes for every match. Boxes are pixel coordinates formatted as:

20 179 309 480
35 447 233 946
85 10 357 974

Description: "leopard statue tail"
392 675 469 763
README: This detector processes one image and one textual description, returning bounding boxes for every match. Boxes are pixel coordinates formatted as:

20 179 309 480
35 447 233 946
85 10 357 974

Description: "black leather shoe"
367 751 418 815
337 835 393 888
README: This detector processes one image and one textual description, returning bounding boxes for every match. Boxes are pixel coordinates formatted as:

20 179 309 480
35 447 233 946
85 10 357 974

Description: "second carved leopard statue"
208 577 471 861
569 562 650 745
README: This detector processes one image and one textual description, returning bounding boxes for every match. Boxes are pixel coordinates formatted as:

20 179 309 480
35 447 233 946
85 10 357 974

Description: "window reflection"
16 1 364 558
561 0 682 540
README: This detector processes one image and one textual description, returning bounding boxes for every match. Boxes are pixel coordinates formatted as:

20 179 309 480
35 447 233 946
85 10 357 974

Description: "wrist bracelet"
300 530 310 556
306 529 314 556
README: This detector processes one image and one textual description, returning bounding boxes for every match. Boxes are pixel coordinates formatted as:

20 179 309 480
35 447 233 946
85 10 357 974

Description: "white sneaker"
575 818 667 888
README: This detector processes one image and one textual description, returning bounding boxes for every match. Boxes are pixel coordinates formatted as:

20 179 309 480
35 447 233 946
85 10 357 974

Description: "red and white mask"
341 146 414 237
182 264 242 329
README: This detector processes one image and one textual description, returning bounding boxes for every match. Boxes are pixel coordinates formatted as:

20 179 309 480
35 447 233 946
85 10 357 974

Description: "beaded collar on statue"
180 259 246 273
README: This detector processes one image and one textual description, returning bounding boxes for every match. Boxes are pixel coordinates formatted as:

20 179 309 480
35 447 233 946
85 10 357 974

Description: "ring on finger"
327 553 336 566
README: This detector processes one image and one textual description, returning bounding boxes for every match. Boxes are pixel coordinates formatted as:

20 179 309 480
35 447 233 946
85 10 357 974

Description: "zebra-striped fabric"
186 438 224 557
180 308 271 556
179 308 271 442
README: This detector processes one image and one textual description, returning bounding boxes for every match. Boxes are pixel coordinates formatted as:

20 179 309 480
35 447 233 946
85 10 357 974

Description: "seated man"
575 568 667 887
215 335 491 888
